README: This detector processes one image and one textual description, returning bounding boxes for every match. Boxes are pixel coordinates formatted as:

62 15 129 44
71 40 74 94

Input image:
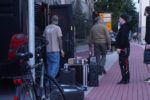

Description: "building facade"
35 0 95 19
35 0 61 5
138 0 150 44
64 0 95 19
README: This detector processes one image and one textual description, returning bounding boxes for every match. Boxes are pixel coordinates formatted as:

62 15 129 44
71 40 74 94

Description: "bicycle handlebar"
16 52 33 59
35 37 48 52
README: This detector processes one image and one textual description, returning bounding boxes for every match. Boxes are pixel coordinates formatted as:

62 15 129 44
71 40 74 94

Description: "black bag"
59 68 76 85
50 84 84 100
88 55 99 86
69 64 85 85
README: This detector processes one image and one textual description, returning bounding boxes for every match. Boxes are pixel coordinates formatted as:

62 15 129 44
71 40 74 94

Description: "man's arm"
57 26 64 57
88 30 93 53
88 30 93 48
58 37 63 51
119 26 129 47
146 16 150 44
104 27 111 50
146 16 150 49
116 25 130 53
58 36 64 57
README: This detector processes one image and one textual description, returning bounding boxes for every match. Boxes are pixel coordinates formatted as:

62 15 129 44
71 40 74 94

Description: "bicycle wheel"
17 83 36 100
43 74 65 100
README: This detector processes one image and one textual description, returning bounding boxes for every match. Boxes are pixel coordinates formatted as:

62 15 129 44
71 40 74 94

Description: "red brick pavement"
84 45 150 100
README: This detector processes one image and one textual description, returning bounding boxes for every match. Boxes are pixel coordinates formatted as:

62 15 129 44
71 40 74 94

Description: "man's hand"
117 49 121 54
60 50 64 57
146 44 150 49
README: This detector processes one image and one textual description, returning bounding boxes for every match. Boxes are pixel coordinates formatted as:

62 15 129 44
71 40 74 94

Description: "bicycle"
14 37 65 100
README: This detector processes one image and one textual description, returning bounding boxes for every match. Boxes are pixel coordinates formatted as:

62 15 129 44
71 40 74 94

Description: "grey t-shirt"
43 24 62 52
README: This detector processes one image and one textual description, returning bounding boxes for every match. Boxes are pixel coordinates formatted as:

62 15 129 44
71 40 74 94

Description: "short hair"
145 6 150 15
52 15 58 24
94 16 102 22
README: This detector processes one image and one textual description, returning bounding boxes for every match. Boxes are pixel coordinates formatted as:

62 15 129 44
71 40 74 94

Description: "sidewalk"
83 44 150 100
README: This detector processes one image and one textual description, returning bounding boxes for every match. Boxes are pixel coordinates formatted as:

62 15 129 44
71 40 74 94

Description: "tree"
73 0 92 39
121 0 139 32
94 0 138 32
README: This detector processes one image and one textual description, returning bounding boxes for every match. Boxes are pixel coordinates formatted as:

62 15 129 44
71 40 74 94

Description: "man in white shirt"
43 15 64 78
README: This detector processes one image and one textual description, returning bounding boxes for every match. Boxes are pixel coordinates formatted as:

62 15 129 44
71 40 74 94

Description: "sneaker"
117 80 126 84
117 79 129 84
144 77 150 83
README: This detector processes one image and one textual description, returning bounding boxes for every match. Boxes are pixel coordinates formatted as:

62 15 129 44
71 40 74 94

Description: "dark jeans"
94 43 107 72
144 48 150 64
119 47 130 81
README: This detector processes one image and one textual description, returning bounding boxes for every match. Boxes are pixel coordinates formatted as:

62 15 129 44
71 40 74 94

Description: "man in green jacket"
89 16 111 75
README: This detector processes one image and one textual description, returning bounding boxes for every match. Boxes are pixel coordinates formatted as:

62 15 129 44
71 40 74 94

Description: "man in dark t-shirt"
143 6 150 83
116 14 131 84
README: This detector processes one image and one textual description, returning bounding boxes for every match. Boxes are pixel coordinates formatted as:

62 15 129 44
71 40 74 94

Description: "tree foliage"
73 0 85 38
73 0 92 39
94 0 138 32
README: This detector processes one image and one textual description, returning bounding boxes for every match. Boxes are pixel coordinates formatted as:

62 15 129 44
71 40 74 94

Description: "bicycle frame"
14 37 65 100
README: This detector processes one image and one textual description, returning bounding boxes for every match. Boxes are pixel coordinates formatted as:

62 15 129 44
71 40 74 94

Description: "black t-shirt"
116 22 131 49
145 15 150 44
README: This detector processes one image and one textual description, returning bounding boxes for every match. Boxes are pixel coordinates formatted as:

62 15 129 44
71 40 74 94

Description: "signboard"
99 13 112 31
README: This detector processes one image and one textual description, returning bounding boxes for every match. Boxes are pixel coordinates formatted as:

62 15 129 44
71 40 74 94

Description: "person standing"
43 15 64 78
116 14 131 84
89 16 111 75
132 32 138 42
143 6 150 83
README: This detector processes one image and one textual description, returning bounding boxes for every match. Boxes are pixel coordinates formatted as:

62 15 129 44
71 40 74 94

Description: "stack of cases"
57 64 84 100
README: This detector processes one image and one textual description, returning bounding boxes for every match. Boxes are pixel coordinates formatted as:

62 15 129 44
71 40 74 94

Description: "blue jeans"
46 52 60 78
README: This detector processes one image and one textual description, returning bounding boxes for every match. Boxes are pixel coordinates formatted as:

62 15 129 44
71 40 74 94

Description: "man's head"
52 15 58 25
119 14 128 24
95 16 103 23
144 6 150 16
